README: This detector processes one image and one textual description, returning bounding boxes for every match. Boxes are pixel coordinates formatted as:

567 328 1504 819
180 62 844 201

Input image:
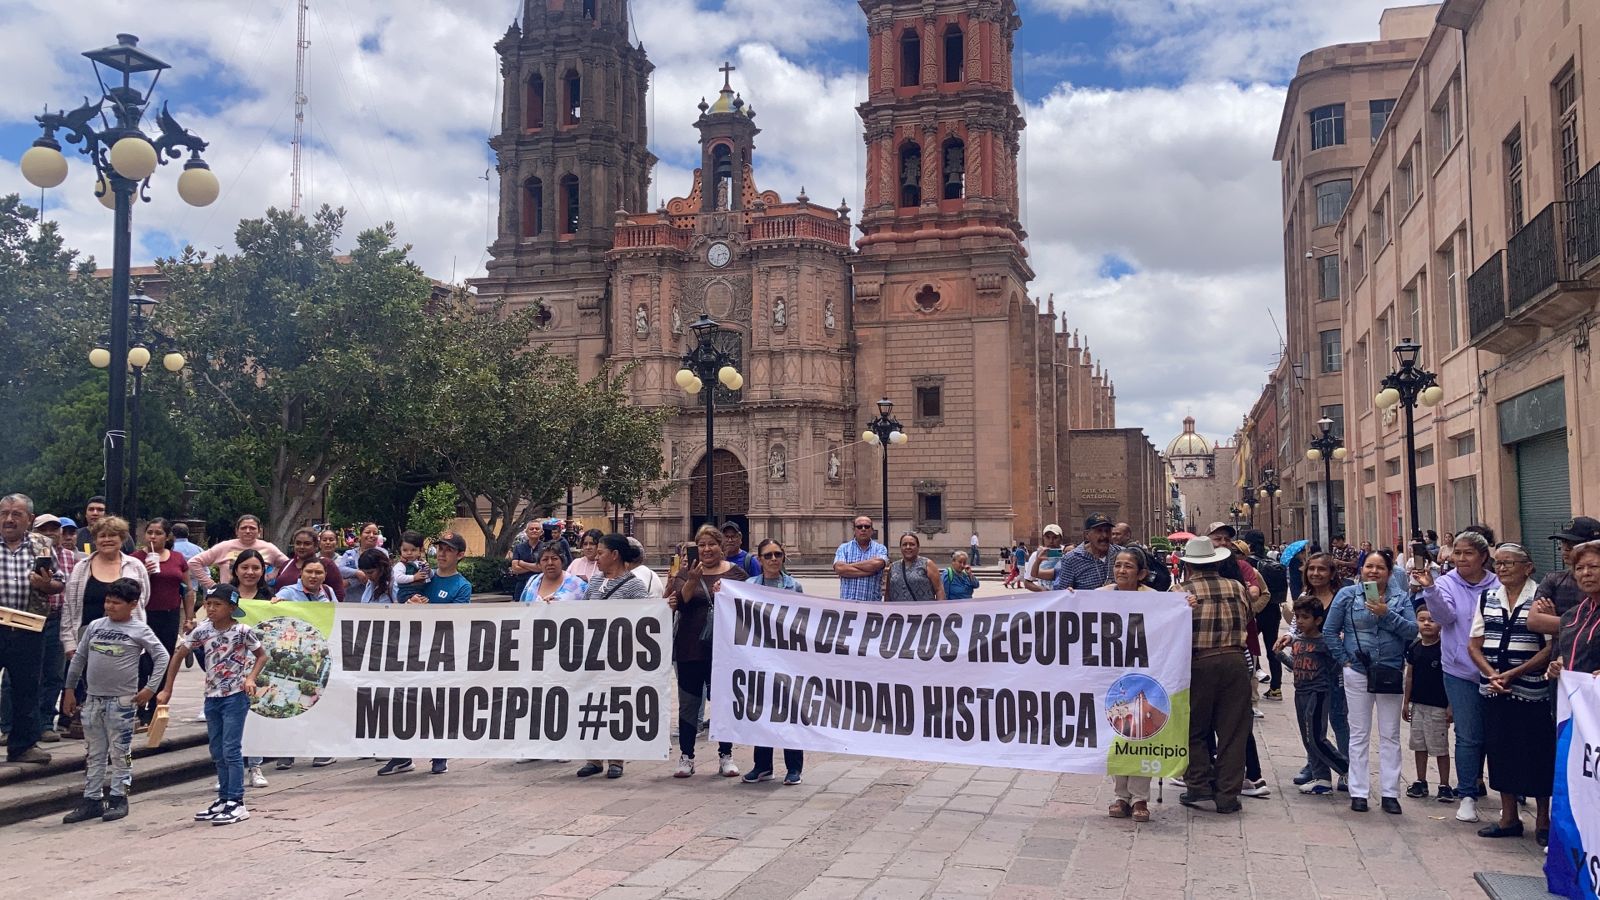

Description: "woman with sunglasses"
742 538 805 785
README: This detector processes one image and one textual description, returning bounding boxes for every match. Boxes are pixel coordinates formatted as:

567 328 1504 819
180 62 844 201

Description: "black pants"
676 659 731 759
1256 601 1283 690
1294 688 1348 780
0 626 45 758
1205 725 1263 780
752 746 803 775
140 608 182 723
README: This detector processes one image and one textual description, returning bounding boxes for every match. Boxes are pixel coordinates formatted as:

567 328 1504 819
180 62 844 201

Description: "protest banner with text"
238 600 672 760
710 583 1192 775
1547 670 1600 900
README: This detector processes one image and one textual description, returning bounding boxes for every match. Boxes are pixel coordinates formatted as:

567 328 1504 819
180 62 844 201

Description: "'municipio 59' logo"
1104 674 1170 741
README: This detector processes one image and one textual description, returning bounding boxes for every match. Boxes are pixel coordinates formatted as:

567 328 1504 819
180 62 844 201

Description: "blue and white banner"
1548 670 1600 899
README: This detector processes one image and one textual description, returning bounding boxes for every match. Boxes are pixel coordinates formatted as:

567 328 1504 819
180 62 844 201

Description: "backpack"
1251 555 1288 602
1142 547 1173 592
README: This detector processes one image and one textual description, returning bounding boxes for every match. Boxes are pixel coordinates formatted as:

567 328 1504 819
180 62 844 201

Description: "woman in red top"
134 517 190 723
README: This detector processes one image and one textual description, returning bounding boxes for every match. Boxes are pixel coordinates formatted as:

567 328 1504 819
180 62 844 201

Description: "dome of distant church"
1165 416 1213 457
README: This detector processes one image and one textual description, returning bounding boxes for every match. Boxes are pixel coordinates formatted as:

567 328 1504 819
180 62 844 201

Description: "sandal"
1132 801 1151 823
1108 800 1132 819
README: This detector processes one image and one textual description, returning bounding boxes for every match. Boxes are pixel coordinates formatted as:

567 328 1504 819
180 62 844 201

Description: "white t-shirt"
632 565 666 598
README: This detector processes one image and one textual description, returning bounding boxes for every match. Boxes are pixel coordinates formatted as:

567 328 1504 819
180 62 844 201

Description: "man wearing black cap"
1531 517 1600 633
1050 515 1123 591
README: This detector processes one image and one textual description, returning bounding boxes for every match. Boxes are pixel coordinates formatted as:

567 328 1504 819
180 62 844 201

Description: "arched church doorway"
689 449 749 545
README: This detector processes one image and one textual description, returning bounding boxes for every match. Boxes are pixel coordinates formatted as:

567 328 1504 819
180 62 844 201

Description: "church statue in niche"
635 304 649 337
826 447 841 482
824 298 836 331
769 445 786 480
671 306 683 334
772 296 786 330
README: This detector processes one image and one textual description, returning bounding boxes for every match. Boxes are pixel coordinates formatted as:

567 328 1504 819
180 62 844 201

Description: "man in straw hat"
1175 536 1254 814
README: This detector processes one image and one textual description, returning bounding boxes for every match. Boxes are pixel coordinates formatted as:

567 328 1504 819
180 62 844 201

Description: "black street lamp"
1240 484 1255 528
675 315 743 528
1375 339 1444 545
1257 468 1284 545
89 290 186 524
1229 503 1242 530
862 398 907 535
1306 416 1348 549
21 34 218 518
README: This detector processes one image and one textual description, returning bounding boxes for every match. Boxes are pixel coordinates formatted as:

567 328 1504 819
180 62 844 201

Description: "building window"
1417 484 1437 533
1355 337 1370 406
912 376 945 427
1416 446 1435 469
913 479 948 535
1439 238 1460 350
1318 254 1340 300
1319 329 1342 373
1430 77 1460 158
563 69 582 126
941 137 965 200
1450 476 1479 530
1555 66 1580 199
942 24 963 83
560 174 580 234
898 141 922 207
1310 104 1345 150
1402 284 1421 348
899 28 921 87
1363 466 1376 485
1385 457 1402 477
521 177 543 237
1352 233 1367 281
1315 179 1353 226
1371 192 1390 248
1504 127 1525 233
526 73 545 130
1397 143 1418 212
1450 432 1476 457
1370 98 1397 143
1320 404 1345 439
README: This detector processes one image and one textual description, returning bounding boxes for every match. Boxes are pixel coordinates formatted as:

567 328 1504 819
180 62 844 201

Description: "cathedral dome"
1165 416 1213 457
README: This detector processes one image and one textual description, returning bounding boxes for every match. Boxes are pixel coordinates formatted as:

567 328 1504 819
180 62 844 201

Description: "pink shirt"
187 539 289 589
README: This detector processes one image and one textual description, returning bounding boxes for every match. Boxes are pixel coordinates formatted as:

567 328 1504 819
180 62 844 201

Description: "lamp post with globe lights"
675 314 743 528
1258 468 1284 545
1375 339 1444 546
90 291 186 524
1305 416 1348 549
20 34 219 517
862 398 907 534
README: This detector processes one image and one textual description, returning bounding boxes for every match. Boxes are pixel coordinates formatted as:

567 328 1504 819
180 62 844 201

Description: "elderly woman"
1415 530 1500 823
884 533 945 602
62 517 150 655
942 551 980 600
743 538 805 785
1100 548 1159 822
667 525 747 778
1325 550 1418 815
1470 543 1553 843
519 545 587 603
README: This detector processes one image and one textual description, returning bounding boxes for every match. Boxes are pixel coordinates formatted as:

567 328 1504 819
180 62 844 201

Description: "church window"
941 137 965 200
526 73 545 130
711 143 734 211
560 174 580 234
914 284 940 312
914 479 948 534
522 177 544 237
913 375 945 427
943 24 964 83
563 69 582 125
898 141 922 207
899 29 921 87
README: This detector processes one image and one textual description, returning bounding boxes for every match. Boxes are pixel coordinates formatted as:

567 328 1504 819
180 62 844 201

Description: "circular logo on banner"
1104 674 1171 741
251 617 332 719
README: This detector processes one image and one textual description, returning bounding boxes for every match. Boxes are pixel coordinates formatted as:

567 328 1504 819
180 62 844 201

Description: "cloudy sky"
0 0 1411 448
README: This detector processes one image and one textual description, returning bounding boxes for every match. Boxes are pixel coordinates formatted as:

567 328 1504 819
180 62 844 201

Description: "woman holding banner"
577 534 652 780
743 538 805 785
667 525 746 779
1101 548 1159 822
520 546 587 603
1470 543 1552 843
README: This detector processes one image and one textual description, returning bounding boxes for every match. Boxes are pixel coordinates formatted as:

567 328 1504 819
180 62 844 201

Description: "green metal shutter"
1515 431 1572 574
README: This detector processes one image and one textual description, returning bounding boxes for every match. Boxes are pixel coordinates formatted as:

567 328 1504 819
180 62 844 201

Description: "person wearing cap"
158 583 266 825
1530 518 1600 627
380 531 471 778
1025 525 1066 591
1175 537 1253 814
721 523 759 578
58 517 79 561
1050 515 1123 592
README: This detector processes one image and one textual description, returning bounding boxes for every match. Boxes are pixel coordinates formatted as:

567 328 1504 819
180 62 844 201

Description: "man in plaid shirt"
832 516 889 601
0 494 64 763
1175 537 1253 814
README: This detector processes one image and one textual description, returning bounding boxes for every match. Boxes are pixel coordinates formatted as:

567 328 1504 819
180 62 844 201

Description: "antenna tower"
291 0 310 213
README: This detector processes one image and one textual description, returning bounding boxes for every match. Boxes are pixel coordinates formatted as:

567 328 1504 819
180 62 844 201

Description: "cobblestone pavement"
5 583 1550 898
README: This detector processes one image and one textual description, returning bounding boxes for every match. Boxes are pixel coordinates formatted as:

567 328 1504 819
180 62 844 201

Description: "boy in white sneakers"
157 584 266 825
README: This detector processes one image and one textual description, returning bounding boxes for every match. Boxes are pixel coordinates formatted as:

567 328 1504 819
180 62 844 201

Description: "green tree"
156 207 435 546
405 482 460 541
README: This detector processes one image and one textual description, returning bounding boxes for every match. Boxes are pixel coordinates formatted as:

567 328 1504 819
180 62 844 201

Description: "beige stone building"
1067 428 1168 541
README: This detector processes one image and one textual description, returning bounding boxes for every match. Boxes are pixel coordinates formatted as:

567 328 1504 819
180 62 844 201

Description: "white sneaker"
193 711 208 722
1251 707 1264 719
194 799 226 821
1299 779 1334 795
211 800 249 826
1168 776 1186 788
1256 670 1270 684
673 754 694 778
1456 796 1478 823
247 766 269 788
1241 779 1271 798
718 754 740 778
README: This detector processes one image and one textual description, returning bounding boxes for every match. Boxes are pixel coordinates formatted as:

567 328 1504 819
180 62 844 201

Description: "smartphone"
1410 541 1428 564
685 545 700 567
33 556 55 575
1362 581 1380 605
1045 548 1063 559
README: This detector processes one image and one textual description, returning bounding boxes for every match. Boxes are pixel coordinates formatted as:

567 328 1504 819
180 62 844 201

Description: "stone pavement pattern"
3 580 1551 898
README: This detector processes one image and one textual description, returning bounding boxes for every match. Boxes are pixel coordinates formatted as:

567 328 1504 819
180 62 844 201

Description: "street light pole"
1306 416 1348 548
675 315 743 530
20 34 218 518
863 398 907 536
92 292 186 524
1258 468 1283 545
1376 340 1444 545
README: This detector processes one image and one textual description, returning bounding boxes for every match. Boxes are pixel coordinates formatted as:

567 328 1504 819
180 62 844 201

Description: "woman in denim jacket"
1325 550 1418 815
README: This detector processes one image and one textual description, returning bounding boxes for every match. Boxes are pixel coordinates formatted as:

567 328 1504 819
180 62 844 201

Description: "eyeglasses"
854 524 873 530
1492 559 1529 568
761 552 785 560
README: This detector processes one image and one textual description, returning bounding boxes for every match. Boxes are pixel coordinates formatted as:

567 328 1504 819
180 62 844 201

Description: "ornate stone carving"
826 446 841 482
772 295 786 330
768 444 787 481
635 303 649 337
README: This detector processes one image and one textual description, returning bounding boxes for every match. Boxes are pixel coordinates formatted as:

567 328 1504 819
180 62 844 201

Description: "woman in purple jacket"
1414 530 1499 825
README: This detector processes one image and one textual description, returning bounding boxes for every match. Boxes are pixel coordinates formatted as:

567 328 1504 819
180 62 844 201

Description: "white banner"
239 600 672 760
1548 670 1600 899
710 583 1193 775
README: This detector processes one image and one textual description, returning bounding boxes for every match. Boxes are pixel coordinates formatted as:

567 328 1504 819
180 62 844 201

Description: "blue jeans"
82 695 137 798
1443 673 1485 798
205 692 249 802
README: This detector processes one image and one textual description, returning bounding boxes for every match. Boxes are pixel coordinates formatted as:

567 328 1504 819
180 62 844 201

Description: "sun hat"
1178 536 1231 566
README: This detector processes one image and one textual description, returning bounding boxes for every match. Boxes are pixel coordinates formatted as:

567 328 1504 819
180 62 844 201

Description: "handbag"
1349 598 1405 694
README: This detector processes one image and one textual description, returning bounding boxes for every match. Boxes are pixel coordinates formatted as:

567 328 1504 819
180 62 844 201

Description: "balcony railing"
1507 204 1560 311
613 223 692 251
748 213 851 247
1467 250 1506 341
1571 161 1600 277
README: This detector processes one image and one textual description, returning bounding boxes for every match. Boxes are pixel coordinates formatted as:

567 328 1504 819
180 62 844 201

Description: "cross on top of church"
719 61 736 91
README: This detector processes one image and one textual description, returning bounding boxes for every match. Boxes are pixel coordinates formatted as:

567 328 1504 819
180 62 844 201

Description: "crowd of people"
5 488 1600 843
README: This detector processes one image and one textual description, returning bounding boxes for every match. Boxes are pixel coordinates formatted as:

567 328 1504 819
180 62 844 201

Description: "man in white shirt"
1025 525 1066 591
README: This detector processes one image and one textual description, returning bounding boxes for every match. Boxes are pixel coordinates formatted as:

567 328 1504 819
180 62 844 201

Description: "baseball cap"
720 522 743 535
1551 517 1600 544
206 583 248 619
58 517 77 529
435 531 468 554
1083 514 1112 531
1042 524 1063 537
1207 521 1236 539
32 514 61 529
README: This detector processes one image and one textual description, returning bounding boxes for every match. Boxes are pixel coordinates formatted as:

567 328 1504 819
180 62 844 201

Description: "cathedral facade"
471 0 1122 561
